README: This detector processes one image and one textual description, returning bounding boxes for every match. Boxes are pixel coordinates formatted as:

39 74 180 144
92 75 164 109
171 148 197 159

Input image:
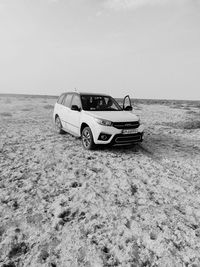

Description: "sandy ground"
0 95 200 267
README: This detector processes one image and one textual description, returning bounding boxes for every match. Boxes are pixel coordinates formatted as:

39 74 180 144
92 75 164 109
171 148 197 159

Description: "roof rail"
74 88 79 93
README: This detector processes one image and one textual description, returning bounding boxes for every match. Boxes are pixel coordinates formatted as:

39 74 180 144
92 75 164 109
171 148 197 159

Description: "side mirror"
71 105 80 111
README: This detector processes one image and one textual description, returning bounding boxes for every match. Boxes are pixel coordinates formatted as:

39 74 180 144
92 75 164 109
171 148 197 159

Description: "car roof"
61 92 110 97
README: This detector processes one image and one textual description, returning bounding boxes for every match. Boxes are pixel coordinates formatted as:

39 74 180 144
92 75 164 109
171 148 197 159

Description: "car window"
63 94 73 107
81 95 122 111
57 94 65 104
71 95 81 109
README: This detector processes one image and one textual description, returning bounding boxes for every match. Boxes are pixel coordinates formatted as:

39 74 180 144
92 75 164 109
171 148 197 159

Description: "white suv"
53 92 144 150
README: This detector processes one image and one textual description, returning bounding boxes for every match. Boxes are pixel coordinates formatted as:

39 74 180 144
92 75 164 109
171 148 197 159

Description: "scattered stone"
12 201 19 210
195 228 200 237
150 231 157 240
0 225 5 238
8 242 29 258
14 228 20 233
102 246 109 254
79 211 86 221
58 209 71 221
2 262 16 267
38 249 49 262
71 181 82 188
130 184 138 195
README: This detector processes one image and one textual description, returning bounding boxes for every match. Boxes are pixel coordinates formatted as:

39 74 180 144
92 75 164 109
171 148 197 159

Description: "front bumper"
93 124 144 145
111 132 143 146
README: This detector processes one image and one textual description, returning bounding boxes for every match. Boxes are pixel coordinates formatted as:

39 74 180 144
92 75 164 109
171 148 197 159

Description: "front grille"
113 121 140 129
113 133 142 145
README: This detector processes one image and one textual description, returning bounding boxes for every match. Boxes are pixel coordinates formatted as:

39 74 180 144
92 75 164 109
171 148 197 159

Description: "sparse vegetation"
0 112 12 117
164 120 200 129
8 242 29 258
191 103 200 109
21 108 32 111
183 120 200 129
43 104 54 109
5 98 12 104
170 104 192 110
186 110 199 115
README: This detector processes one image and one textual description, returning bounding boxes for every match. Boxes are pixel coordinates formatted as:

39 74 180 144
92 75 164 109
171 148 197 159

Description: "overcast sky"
0 0 200 100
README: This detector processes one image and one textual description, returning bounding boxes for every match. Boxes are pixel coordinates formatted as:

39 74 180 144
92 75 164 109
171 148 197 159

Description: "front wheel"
81 127 95 150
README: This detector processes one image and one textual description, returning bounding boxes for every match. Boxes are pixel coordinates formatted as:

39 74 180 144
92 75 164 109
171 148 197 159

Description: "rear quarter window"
63 94 73 107
57 94 65 104
71 94 81 109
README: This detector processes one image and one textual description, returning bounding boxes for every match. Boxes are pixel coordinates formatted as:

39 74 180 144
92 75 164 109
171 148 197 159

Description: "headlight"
95 118 113 126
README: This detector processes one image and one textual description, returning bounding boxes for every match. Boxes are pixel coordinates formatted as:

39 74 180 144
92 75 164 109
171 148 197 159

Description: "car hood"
85 111 139 122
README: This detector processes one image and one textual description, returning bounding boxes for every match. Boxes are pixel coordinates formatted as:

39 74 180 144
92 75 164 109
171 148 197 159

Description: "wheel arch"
80 122 97 144
80 122 89 135
81 123 96 150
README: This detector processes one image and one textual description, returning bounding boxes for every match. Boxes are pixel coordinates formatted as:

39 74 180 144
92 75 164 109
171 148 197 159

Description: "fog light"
102 135 107 140
98 133 111 141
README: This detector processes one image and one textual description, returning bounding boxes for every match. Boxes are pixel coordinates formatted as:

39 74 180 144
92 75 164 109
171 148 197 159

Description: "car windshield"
81 95 122 111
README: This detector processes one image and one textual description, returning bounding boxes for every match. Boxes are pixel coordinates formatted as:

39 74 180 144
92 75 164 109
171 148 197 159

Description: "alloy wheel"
82 129 91 149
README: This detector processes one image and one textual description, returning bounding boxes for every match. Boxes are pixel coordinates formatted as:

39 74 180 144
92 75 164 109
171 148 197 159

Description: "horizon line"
0 93 199 102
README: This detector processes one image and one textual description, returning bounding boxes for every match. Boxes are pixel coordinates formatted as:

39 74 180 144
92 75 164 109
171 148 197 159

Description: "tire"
81 127 95 150
55 116 65 134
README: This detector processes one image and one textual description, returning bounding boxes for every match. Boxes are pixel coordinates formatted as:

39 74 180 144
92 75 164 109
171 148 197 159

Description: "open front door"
123 95 133 111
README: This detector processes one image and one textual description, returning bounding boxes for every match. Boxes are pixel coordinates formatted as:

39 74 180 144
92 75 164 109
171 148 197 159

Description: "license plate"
122 129 138 134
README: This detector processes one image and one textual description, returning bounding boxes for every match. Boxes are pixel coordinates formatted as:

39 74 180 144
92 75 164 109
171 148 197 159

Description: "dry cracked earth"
0 95 200 267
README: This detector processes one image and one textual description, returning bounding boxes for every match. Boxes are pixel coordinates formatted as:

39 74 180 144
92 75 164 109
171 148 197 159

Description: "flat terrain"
0 95 200 267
